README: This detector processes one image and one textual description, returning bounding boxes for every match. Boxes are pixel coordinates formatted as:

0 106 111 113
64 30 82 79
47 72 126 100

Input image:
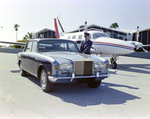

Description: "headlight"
94 63 99 69
94 63 105 69
59 64 66 71
65 64 72 70
59 63 72 71
100 63 105 69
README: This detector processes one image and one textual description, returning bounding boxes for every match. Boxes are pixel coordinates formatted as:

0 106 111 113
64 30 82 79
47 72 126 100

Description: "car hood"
41 51 107 63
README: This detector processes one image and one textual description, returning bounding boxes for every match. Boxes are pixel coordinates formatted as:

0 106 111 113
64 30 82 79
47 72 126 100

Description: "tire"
20 62 27 76
40 69 54 92
88 80 101 88
112 61 117 69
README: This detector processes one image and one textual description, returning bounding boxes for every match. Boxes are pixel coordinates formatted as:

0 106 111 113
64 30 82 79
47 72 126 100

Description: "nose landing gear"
110 55 119 69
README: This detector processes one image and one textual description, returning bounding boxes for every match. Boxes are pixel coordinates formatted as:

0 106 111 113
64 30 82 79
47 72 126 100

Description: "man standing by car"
80 32 93 54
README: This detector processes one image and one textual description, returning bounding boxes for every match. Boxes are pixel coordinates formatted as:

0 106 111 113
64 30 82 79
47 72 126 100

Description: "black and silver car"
17 38 109 92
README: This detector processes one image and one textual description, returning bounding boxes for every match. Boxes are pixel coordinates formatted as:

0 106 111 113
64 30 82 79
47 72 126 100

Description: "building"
69 24 136 41
32 28 56 39
132 28 150 44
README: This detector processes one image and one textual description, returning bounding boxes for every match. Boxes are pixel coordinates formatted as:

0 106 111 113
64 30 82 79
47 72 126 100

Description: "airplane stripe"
93 42 134 50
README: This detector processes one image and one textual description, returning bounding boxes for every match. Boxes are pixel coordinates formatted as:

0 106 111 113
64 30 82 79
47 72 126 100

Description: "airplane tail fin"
137 26 139 41
84 21 87 32
54 18 60 38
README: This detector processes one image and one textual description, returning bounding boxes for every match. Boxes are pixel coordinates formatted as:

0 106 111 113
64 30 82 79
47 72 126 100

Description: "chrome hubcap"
41 71 47 88
20 63 22 74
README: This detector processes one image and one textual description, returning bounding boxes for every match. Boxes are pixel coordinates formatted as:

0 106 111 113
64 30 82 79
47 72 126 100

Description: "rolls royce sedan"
17 38 109 92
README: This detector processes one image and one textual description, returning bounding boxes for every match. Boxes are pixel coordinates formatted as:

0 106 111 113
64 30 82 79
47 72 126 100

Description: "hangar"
132 28 150 44
32 28 56 39
69 24 135 41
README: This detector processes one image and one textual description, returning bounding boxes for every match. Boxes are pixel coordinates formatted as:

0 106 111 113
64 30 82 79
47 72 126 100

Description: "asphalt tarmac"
0 49 150 119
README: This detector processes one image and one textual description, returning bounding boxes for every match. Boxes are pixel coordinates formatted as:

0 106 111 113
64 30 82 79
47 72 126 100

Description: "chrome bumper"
48 72 110 83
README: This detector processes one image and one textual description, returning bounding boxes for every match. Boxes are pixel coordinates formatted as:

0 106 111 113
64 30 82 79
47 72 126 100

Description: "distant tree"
23 32 32 39
79 25 84 29
14 24 20 41
13 39 28 49
110 22 119 29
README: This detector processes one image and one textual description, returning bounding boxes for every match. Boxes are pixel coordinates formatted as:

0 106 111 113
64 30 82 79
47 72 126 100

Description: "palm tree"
110 22 119 29
23 32 32 39
14 24 20 41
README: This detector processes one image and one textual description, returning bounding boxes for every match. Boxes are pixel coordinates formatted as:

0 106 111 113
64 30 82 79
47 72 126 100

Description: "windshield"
93 33 108 39
38 40 79 53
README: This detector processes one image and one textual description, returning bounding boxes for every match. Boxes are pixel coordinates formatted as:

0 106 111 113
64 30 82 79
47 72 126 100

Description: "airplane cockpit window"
72 35 76 39
103 33 109 37
93 33 103 39
93 33 108 39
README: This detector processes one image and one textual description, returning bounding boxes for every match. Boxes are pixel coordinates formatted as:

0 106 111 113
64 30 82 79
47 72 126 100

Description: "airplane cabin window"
68 36 71 39
72 35 76 39
78 35 83 39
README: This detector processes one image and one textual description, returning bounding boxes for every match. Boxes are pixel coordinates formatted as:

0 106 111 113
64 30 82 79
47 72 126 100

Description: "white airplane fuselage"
59 31 142 55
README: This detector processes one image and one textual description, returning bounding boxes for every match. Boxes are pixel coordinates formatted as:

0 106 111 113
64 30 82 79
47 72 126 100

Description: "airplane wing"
142 45 150 47
0 41 25 45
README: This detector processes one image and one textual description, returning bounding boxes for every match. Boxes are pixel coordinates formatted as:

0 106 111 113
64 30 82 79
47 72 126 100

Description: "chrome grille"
74 59 93 76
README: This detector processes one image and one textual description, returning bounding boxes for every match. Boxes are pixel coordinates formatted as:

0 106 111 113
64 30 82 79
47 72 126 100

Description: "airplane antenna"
137 26 139 42
57 17 65 32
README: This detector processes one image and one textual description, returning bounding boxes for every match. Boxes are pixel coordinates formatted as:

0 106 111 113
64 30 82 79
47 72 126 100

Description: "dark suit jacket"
80 39 93 54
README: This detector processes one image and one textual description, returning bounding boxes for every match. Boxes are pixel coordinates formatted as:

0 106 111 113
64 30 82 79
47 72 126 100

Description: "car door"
21 41 33 72
29 41 39 76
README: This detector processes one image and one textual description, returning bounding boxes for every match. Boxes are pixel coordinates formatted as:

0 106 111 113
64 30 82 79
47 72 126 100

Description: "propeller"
132 42 149 53
141 47 149 53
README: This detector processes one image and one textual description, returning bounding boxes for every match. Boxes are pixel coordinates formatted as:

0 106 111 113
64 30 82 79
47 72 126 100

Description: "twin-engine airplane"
54 18 150 69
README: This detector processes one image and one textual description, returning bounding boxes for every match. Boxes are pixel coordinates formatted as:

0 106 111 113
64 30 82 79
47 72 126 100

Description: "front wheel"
40 69 54 92
88 80 101 88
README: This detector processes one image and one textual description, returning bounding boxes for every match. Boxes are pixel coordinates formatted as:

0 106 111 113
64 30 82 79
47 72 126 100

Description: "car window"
25 42 32 52
31 41 37 52
39 40 79 52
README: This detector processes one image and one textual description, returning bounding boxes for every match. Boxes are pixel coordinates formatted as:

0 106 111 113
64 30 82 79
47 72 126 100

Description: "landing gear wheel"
40 69 54 92
88 80 101 88
112 61 117 69
20 62 27 76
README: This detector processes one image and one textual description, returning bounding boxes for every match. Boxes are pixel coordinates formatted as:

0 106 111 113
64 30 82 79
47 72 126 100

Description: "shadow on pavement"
21 74 140 107
109 63 150 75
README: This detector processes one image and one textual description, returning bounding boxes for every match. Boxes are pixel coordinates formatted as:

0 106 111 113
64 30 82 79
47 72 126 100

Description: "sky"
0 0 150 42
